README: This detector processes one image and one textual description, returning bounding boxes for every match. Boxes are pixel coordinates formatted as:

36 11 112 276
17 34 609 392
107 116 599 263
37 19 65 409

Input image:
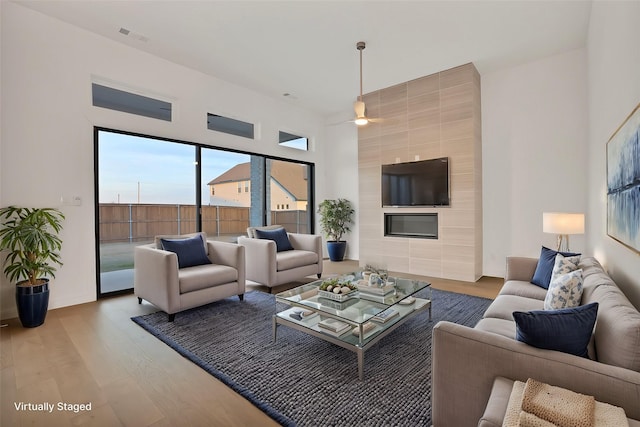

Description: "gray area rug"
132 288 492 426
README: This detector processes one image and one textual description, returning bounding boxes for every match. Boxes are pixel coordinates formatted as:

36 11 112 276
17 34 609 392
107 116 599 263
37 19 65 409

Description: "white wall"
587 1 640 308
482 48 588 277
322 115 360 260
0 3 327 319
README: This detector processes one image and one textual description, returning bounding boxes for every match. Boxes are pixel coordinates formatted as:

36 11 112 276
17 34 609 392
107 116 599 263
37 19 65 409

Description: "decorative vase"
327 241 347 262
15 279 49 328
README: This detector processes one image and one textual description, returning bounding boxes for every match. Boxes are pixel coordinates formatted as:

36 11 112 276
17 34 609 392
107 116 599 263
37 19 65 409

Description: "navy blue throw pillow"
254 227 294 252
531 246 581 289
513 302 598 358
161 234 211 269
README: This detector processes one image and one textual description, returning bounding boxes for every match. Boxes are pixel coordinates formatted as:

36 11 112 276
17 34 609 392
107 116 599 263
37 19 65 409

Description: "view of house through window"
96 129 314 296
267 159 310 233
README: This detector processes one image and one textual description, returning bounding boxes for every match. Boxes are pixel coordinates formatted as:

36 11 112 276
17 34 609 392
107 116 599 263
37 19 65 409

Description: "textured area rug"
132 288 492 426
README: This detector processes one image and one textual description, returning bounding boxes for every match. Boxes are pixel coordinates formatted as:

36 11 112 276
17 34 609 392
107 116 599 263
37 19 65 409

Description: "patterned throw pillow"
544 269 584 310
550 253 581 282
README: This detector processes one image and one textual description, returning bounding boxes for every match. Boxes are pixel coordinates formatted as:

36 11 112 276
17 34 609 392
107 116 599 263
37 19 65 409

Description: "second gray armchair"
238 225 323 290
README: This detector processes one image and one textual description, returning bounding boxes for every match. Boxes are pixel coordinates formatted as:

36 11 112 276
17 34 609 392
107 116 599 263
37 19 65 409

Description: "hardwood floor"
1 260 502 426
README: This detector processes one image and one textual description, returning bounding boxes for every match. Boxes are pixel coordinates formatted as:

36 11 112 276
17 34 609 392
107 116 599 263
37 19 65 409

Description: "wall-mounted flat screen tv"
381 157 450 207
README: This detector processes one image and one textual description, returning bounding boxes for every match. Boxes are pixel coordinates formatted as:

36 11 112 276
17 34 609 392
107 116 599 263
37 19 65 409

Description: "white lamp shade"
543 213 585 235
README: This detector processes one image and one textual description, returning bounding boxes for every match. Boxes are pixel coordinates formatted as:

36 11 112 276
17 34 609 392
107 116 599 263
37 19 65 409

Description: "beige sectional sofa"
431 256 640 427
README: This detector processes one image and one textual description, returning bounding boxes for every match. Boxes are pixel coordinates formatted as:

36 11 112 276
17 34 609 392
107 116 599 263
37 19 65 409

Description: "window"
279 131 308 151
95 128 314 297
207 113 254 139
92 83 172 121
268 159 311 232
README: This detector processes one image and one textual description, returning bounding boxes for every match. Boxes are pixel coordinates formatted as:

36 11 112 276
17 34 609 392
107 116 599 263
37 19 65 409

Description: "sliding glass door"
96 128 314 297
97 131 196 295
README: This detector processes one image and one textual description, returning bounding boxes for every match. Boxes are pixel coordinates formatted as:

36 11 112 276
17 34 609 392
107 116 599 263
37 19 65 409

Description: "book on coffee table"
318 318 351 335
371 308 399 323
280 308 319 323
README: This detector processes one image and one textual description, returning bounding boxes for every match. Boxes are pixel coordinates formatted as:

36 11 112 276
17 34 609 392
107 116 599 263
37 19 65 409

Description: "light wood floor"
1 260 502 426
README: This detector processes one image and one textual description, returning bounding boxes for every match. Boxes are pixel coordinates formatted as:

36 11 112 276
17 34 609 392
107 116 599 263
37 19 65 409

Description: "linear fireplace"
384 213 438 239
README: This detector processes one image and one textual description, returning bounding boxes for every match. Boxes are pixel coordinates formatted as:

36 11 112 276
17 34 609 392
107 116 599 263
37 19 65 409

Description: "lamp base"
556 234 571 252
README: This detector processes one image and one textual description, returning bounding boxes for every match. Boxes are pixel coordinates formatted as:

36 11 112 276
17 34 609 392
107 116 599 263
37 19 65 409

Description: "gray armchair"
134 232 245 321
238 225 322 290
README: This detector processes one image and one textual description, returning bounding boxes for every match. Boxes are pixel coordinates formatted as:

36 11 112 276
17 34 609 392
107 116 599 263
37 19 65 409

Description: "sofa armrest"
207 241 243 269
207 240 245 292
288 233 323 276
505 256 538 282
134 245 180 314
237 236 277 286
432 321 640 427
288 233 322 255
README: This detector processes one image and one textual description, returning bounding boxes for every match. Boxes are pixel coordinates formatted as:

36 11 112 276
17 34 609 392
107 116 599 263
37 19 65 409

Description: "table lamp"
543 212 585 252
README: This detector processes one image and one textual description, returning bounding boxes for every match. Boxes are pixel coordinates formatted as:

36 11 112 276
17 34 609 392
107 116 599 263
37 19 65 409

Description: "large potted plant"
0 206 64 328
317 199 354 262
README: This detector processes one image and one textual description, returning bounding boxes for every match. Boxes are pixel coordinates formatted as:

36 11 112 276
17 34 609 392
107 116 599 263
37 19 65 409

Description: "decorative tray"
318 289 358 302
356 280 396 295
317 278 358 302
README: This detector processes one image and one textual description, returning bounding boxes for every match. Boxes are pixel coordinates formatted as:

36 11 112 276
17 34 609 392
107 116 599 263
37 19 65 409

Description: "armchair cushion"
276 249 319 271
254 227 294 252
179 264 238 293
160 234 212 269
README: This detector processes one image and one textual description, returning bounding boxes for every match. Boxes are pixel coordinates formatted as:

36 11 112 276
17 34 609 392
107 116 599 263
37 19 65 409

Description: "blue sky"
98 131 249 204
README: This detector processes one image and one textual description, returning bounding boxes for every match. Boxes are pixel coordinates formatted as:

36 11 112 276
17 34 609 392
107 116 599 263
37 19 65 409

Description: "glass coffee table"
273 272 431 380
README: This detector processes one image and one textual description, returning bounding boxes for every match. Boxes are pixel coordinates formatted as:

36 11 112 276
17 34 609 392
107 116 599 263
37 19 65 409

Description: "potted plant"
317 199 354 262
0 206 64 328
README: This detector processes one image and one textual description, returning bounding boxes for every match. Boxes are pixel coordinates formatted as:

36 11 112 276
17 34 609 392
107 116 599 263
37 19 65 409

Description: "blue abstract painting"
607 103 640 254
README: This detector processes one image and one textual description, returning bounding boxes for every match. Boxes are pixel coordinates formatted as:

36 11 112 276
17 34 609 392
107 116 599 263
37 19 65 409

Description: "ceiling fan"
353 41 382 126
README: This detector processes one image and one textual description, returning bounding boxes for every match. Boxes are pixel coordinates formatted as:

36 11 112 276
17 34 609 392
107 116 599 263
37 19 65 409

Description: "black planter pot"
15 280 49 328
327 241 347 262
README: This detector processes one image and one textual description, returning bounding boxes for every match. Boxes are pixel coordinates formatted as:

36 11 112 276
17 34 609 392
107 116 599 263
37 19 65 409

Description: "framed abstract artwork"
607 102 640 254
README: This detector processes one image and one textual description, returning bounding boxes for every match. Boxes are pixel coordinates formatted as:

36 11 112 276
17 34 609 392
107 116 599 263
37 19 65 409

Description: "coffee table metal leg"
357 349 365 381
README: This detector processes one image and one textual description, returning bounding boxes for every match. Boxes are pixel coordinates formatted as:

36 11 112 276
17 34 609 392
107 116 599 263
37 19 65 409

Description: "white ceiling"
15 0 592 118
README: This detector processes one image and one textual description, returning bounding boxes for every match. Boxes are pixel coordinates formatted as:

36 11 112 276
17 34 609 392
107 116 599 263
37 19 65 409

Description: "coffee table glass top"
275 271 431 325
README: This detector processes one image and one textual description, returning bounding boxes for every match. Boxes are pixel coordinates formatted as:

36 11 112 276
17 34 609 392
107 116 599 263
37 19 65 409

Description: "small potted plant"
0 206 64 327
317 199 354 261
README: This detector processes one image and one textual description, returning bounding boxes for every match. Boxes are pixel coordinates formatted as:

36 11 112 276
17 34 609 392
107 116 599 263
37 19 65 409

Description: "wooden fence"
99 204 308 242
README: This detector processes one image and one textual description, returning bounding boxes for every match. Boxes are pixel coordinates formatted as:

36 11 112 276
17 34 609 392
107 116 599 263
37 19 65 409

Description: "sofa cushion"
178 264 238 293
475 318 516 339
531 246 580 289
579 257 611 282
254 227 294 252
499 280 548 300
276 249 318 271
584 284 640 372
484 295 544 321
544 269 584 310
513 302 598 358
161 234 212 269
